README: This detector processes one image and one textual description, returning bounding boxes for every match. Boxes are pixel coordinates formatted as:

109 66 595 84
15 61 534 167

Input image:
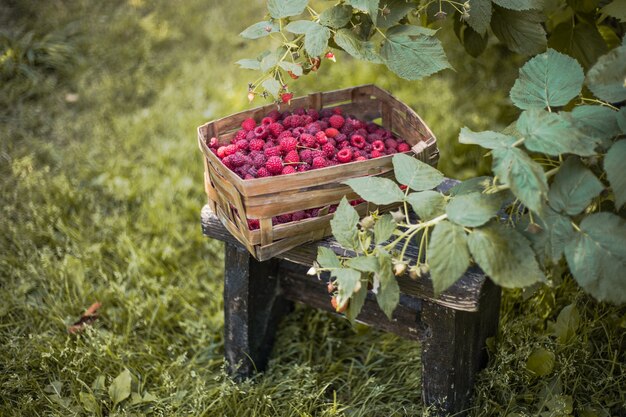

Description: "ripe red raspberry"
292 211 306 221
290 115 304 127
297 163 310 172
257 167 271 177
371 150 384 158
311 150 325 160
207 137 219 148
261 117 273 126
284 150 300 164
267 110 281 121
264 147 281 157
306 122 321 134
294 108 306 116
247 219 260 230
234 130 248 141
299 149 313 164
350 134 365 148
322 143 336 158
249 138 265 151
241 118 256 131
355 156 367 161
265 156 283 174
385 138 398 149
308 208 320 217
306 108 319 121
324 128 339 138
397 142 411 152
279 136 298 153
235 139 249 151
312 157 327 169
222 155 234 169
268 122 284 138
372 140 385 152
332 107 343 115
300 133 317 148
338 141 351 149
281 165 296 175
329 114 345 129
282 115 293 129
277 130 293 141
217 146 228 158
224 144 238 156
337 148 353 163
367 133 382 143
277 213 292 223
315 131 328 145
292 127 306 137
254 125 269 139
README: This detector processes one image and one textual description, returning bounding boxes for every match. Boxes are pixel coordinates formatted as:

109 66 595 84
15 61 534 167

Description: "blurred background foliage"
0 0 623 416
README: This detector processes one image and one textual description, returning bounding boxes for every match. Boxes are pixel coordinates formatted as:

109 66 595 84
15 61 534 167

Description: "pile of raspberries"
206 106 411 180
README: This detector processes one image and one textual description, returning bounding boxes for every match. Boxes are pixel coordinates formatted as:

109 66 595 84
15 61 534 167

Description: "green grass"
1 1 624 416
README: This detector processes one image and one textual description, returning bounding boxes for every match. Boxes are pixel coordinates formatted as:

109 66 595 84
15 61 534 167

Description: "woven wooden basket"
198 84 438 261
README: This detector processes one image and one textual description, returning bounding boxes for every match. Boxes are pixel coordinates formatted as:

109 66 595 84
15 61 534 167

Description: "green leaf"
240 21 279 39
79 392 99 413
346 256 379 272
570 105 620 148
449 176 491 196
564 213 626 304
109 369 132 407
510 49 584 110
343 176 404 204
526 348 555 376
236 59 261 70
530 207 575 263
260 53 278 72
268 0 308 18
346 0 379 25
317 246 341 268
330 197 360 250
604 140 626 209
380 25 451 81
304 23 331 57
428 220 471 295
454 18 489 58
392 153 444 191
618 107 626 134
374 214 396 244
332 268 362 306
466 0 492 35
377 0 414 29
406 190 446 220
548 21 608 70
602 0 626 22
333 29 383 63
469 222 545 288
517 109 599 156
586 44 626 102
278 61 303 76
490 6 546 56
262 78 281 98
492 146 548 213
492 0 544 10
567 0 598 13
459 127 517 149
285 20 317 34
319 4 353 28
347 278 367 322
375 249 399 319
446 192 502 227
548 157 604 215
554 304 580 344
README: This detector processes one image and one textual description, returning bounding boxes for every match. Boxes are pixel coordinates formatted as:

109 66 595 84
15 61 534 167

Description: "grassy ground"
1 1 624 416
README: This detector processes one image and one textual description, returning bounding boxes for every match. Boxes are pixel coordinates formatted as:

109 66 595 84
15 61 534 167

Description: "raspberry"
257 167 271 177
315 131 328 145
300 133 316 148
322 143 336 158
306 122 321 134
217 146 228 158
299 149 313 164
337 148 353 163
350 134 365 148
251 152 267 168
241 118 256 131
297 163 310 172
312 157 327 169
207 137 219 148
335 133 348 143
367 122 379 133
230 152 246 167
254 125 269 139
279 136 298 153
247 219 260 230
244 174 255 180
371 150 384 158
277 130 293 141
318 120 329 130
355 156 367 161
387 148 398 154
264 147 281 158
290 115 304 127
282 115 293 129
306 108 319 121
267 110 281 121
367 133 382 143
332 107 343 115
224 144 238 156
292 211 306 221
281 165 296 175
309 208 320 217
234 130 248 141
325 128 339 138
246 130 256 140
268 122 284 138
222 155 234 169
235 139 249 151
372 140 385 152
292 127 306 137
397 142 411 152
261 117 273 126
247 166 258 177
320 108 333 118
284 150 300 164
311 150 325 160
277 213 293 223
385 138 398 149
329 114 345 129
265 156 283 174
249 138 265 151
338 141 351 149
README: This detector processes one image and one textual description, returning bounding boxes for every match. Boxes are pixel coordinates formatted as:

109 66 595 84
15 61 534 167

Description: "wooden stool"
201 206 500 416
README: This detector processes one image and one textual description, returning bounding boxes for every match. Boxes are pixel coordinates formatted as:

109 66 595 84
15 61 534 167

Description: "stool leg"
420 281 501 416
223 243 293 380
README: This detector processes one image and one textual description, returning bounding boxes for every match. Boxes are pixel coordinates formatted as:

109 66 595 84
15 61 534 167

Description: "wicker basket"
198 84 439 261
